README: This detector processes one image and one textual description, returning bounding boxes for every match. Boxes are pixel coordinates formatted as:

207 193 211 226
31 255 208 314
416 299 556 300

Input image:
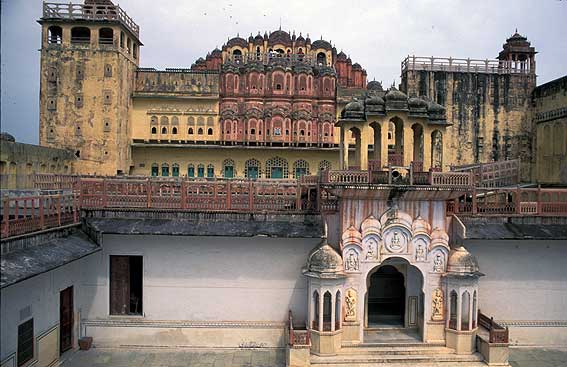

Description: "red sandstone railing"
451 159 520 188
430 172 474 187
288 311 310 347
478 311 509 344
446 187 567 217
1 194 79 239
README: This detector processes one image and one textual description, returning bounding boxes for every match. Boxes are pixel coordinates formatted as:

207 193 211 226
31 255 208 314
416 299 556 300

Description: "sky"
1 0 566 144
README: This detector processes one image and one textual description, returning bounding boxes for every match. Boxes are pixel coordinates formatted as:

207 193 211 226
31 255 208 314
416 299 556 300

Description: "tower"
38 0 141 175
497 30 537 76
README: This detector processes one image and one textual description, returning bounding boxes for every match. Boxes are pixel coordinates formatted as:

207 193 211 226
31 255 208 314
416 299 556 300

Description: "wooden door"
110 256 130 315
60 286 73 354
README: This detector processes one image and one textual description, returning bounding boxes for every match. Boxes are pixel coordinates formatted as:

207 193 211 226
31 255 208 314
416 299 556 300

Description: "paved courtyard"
60 346 567 367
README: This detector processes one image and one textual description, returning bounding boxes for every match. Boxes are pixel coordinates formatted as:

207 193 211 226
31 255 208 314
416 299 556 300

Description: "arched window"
266 156 289 179
323 291 332 331
293 159 309 178
161 163 169 177
197 164 205 178
188 164 195 178
120 31 125 48
449 290 458 330
188 127 194 135
172 127 178 135
472 291 477 329
48 26 63 44
126 38 132 54
223 159 235 178
317 52 326 66
171 116 179 125
207 128 213 135
319 160 332 171
151 163 159 176
198 128 204 135
98 28 114 45
151 127 157 134
172 163 180 177
250 128 256 135
71 27 90 44
160 116 169 125
207 164 214 178
313 291 320 330
161 127 167 134
335 290 341 330
188 116 195 126
245 158 261 179
462 291 471 331
150 116 158 125
197 116 205 126
207 117 214 126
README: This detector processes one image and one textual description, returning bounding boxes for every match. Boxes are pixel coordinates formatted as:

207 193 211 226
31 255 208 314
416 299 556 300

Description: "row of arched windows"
149 159 333 179
312 290 341 331
448 290 478 331
150 116 215 126
150 126 213 136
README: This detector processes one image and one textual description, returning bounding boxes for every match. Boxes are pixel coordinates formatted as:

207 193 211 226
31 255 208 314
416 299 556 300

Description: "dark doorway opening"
60 286 73 354
368 265 405 327
110 256 143 315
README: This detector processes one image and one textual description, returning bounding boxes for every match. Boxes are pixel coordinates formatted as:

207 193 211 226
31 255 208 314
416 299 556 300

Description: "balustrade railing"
1 194 79 239
402 55 532 75
288 310 310 347
478 311 509 344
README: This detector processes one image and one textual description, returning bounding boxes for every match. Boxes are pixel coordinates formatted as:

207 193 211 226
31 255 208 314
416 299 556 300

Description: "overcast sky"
1 0 566 144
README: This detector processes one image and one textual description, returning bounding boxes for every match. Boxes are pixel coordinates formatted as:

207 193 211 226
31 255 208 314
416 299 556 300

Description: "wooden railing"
478 311 509 344
451 159 520 188
288 311 310 347
1 194 79 239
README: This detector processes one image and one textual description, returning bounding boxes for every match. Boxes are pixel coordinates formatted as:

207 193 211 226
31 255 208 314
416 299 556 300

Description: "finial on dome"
237 32 239 37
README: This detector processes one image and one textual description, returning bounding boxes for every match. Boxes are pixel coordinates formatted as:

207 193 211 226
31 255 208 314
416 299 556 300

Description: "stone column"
456 290 462 331
381 121 389 168
319 293 324 331
359 125 369 170
403 121 413 167
339 128 345 169
423 127 432 171
331 292 336 332
342 129 349 169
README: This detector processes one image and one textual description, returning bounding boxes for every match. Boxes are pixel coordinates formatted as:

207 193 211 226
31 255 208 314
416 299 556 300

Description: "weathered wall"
0 254 97 366
533 75 567 184
402 70 535 178
79 234 318 347
466 239 567 346
0 138 75 189
130 145 339 178
39 21 139 175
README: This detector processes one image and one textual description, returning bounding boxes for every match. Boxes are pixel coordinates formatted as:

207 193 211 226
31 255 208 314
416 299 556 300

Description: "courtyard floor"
60 346 567 367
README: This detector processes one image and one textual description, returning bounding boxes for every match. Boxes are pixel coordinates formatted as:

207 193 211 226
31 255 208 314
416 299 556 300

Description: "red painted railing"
1 194 79 238
288 310 310 347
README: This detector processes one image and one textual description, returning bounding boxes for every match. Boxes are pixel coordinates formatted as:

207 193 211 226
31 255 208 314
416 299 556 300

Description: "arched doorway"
367 265 405 327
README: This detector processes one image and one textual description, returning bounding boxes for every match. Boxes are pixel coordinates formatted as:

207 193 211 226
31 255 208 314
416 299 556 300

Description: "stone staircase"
310 342 487 366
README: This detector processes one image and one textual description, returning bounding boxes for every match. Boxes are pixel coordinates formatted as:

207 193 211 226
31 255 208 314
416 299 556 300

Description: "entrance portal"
367 265 405 327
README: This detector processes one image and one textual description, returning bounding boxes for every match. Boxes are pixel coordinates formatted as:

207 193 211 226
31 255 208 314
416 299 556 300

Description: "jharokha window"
109 256 143 316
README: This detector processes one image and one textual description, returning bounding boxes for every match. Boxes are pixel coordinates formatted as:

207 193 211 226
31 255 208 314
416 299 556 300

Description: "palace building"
1 1 567 367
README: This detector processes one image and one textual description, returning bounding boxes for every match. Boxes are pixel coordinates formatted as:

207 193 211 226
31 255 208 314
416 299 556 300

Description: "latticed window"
293 159 310 178
207 164 215 178
223 159 235 178
245 158 261 179
161 163 169 177
266 156 288 179
172 163 179 177
151 163 158 176
319 160 332 171
188 164 195 178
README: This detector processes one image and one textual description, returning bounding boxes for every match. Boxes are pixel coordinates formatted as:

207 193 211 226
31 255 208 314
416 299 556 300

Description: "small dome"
430 227 449 247
384 87 407 101
342 225 362 246
447 246 481 275
248 34 254 42
408 97 428 109
226 36 247 48
380 208 413 231
337 51 347 61
352 63 362 70
305 241 344 276
0 132 16 142
312 39 332 50
345 100 364 112
367 80 383 91
428 101 445 113
365 95 385 106
211 48 222 56
268 30 292 46
412 216 431 235
361 216 381 237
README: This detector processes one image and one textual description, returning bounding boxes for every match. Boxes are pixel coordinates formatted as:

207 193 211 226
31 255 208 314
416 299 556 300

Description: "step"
339 346 456 355
311 352 486 366
343 341 446 348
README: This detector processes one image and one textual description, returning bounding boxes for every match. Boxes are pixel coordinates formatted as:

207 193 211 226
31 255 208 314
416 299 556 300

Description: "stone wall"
533 75 567 184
